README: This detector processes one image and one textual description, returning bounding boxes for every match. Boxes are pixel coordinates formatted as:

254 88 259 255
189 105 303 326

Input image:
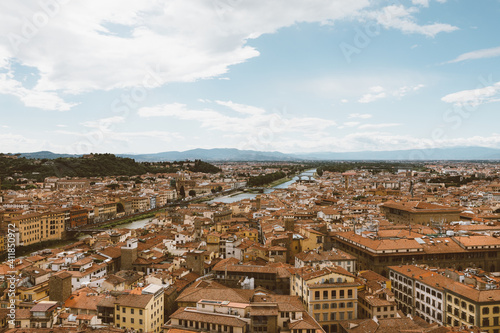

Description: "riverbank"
266 177 292 188
98 211 158 228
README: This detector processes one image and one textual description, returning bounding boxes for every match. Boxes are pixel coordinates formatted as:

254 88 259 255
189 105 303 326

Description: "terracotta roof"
65 290 105 310
104 274 126 285
358 290 394 307
297 265 354 281
165 329 201 333
249 305 278 316
30 301 58 312
358 270 389 283
14 309 31 319
52 271 73 279
445 281 500 303
176 281 252 304
380 200 461 213
170 307 247 327
114 293 153 308
295 249 355 262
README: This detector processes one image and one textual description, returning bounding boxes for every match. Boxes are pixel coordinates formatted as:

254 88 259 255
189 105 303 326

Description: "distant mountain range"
10 146 500 161
119 148 296 162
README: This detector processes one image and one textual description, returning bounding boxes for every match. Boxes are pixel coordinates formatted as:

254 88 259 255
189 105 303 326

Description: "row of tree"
316 161 427 176
247 171 287 187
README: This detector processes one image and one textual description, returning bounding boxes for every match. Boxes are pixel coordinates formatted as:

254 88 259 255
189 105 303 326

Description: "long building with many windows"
332 230 500 277
7 209 68 246
389 265 500 333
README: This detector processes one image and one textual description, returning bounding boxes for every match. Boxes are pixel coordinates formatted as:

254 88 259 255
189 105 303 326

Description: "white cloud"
393 83 425 97
138 101 336 135
0 0 456 97
349 113 372 119
358 84 424 103
447 46 500 63
358 123 400 129
412 0 447 7
359 91 386 103
441 82 500 106
369 85 385 93
82 116 125 129
0 73 76 111
341 99 349 103
215 100 266 115
0 0 372 94
138 103 224 124
369 5 458 37
412 0 429 7
338 121 360 129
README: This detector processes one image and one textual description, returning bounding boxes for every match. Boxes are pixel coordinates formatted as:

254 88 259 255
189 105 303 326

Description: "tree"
188 189 196 197
179 185 185 197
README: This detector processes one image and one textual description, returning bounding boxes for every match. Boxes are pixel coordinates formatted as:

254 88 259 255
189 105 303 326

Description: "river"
206 168 316 203
116 169 316 230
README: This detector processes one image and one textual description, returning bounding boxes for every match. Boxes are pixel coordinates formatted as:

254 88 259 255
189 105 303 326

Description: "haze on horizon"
0 0 499 155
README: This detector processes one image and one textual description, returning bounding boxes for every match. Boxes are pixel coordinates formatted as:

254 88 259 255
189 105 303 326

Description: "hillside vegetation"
0 154 220 188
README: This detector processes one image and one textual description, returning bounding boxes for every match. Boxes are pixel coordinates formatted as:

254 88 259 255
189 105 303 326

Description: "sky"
1 0 500 155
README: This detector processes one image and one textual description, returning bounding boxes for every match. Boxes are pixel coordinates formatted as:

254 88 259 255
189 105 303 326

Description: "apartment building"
357 270 398 320
333 230 500 277
389 265 500 332
294 249 357 274
130 196 150 213
389 265 447 325
94 202 117 223
172 280 323 333
67 257 108 290
379 201 461 225
8 210 66 246
114 285 165 333
168 302 250 333
445 282 500 332
290 266 360 333
212 258 291 295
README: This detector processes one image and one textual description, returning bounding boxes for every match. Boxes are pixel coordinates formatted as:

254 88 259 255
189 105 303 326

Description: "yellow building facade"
9 210 66 246
291 266 359 333
114 287 164 333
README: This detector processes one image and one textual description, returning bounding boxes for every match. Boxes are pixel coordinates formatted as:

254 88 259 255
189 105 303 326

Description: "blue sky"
1 0 500 154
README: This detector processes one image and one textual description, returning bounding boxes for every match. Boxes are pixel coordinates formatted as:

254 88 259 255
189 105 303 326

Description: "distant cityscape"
1 154 500 332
